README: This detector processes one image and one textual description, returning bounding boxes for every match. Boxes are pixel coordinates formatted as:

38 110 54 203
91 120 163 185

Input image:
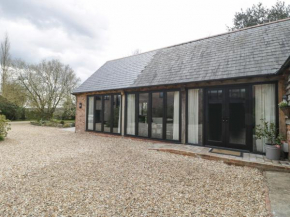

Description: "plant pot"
280 106 290 118
265 143 281 160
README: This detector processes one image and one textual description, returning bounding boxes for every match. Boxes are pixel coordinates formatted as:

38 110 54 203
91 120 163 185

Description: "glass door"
205 88 225 147
226 87 249 150
205 86 250 150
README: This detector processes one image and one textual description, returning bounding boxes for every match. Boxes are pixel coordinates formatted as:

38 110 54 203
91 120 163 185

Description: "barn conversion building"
73 19 290 154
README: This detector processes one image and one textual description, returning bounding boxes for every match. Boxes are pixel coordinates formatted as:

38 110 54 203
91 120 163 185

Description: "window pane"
166 91 179 140
229 88 246 145
113 95 121 134
103 95 111 133
188 89 203 144
253 84 276 153
151 92 163 139
138 93 149 137
95 96 102 131
126 94 136 135
87 96 94 130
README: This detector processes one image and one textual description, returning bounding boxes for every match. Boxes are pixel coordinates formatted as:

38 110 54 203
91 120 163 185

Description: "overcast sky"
0 0 280 82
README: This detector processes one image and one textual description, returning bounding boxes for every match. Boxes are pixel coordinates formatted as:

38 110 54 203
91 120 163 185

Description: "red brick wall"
75 94 86 133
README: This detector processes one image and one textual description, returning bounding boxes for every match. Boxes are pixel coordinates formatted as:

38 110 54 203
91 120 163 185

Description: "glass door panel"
166 91 179 141
103 95 111 132
151 92 163 139
228 88 246 145
87 96 94 130
138 93 149 137
113 95 121 134
207 89 224 143
95 96 102 131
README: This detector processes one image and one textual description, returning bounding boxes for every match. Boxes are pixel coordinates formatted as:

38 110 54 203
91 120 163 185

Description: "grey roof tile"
73 19 290 94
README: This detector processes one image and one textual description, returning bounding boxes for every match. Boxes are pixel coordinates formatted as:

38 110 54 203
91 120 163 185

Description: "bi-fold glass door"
126 90 181 142
86 94 121 134
205 86 251 150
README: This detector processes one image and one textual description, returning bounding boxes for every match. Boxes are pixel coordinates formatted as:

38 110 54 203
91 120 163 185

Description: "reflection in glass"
151 92 163 139
138 93 148 137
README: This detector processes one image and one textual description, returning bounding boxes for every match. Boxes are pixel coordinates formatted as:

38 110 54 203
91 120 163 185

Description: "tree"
61 95 76 120
228 1 290 31
16 59 80 119
0 33 11 96
4 81 27 107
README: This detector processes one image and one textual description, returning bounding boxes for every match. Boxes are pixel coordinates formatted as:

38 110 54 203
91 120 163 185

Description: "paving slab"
265 172 290 217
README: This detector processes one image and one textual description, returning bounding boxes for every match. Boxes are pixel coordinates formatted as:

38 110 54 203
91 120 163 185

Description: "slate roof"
73 19 290 94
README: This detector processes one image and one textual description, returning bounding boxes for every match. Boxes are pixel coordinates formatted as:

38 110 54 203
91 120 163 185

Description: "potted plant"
278 101 290 117
255 120 283 160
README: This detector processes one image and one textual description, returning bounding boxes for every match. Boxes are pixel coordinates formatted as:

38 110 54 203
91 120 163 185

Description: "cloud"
0 0 109 81
0 0 279 83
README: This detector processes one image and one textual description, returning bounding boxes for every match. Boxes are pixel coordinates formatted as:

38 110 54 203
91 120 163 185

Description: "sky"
0 0 281 82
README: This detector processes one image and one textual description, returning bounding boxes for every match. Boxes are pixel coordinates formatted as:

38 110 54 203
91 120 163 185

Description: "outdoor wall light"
79 103 82 108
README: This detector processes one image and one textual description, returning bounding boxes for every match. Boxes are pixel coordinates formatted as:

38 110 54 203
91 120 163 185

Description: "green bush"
63 123 71 128
30 121 41 126
0 96 25 120
0 115 11 140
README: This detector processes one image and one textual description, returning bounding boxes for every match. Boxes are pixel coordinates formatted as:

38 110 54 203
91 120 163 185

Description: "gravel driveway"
0 123 268 216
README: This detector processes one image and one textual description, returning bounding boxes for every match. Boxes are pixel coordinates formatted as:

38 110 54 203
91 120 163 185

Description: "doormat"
209 148 243 157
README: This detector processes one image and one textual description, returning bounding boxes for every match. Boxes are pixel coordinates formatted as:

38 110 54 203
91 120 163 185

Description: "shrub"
0 115 11 140
0 96 25 120
30 121 41 126
278 101 288 108
63 123 71 128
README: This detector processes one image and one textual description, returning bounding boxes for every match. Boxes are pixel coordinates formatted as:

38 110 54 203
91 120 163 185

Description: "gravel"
0 123 269 216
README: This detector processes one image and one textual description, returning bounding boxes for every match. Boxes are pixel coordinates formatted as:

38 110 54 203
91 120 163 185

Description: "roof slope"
73 19 290 94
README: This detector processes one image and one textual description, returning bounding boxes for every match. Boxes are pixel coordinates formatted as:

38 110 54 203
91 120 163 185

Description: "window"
166 91 179 140
87 96 94 130
126 94 136 135
103 95 111 132
253 84 276 153
138 93 149 137
95 96 102 131
187 89 203 144
86 94 121 134
113 95 121 134
151 92 163 139
126 90 180 141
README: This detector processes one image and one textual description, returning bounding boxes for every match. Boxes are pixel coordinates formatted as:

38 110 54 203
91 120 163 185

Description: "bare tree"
132 49 142 55
16 59 80 119
0 33 11 96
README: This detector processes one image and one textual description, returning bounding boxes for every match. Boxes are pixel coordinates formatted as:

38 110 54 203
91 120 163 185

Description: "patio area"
150 143 290 173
